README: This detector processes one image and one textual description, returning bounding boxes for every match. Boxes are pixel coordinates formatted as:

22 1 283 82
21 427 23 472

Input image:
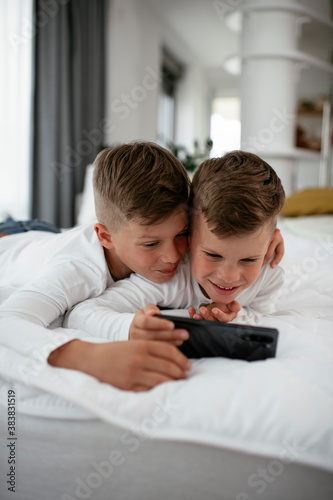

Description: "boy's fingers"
135 314 189 340
192 313 204 320
211 308 235 322
135 313 175 331
229 300 241 313
133 385 150 392
133 371 181 391
132 318 188 341
271 241 284 269
144 328 189 342
148 341 192 372
141 304 162 316
199 307 218 322
144 359 186 383
188 306 196 318
130 373 174 392
264 236 276 264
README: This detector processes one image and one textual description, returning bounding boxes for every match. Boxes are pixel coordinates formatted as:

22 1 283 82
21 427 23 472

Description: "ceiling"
146 0 333 71
146 0 239 69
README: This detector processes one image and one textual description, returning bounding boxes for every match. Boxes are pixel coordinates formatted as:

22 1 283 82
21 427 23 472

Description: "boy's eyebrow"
137 225 189 239
137 235 161 240
200 246 222 256
201 245 264 259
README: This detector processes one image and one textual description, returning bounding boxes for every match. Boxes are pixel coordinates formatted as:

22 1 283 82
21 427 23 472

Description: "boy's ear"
94 223 114 249
262 227 281 265
270 227 280 241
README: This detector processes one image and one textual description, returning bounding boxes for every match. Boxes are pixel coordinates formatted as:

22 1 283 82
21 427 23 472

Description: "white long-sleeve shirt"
64 253 287 341
0 223 114 363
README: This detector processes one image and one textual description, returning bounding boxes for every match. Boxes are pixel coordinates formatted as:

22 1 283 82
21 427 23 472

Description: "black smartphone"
156 314 279 361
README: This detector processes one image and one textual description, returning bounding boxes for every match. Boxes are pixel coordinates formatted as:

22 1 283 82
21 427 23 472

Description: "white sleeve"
0 259 107 327
64 266 197 341
64 275 166 341
232 262 287 325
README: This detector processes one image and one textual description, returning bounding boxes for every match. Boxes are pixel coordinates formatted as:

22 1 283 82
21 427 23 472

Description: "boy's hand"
48 339 191 392
264 228 284 268
188 300 241 323
129 304 189 345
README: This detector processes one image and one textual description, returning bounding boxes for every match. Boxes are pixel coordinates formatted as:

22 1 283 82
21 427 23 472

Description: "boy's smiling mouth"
209 280 241 296
158 264 179 275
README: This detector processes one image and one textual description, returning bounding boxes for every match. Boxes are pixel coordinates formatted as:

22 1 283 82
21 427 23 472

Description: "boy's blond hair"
93 142 190 231
190 150 285 236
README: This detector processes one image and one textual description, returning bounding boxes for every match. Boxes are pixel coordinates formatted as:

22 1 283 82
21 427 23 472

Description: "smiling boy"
91 144 190 284
187 150 285 321
192 216 274 300
97 211 188 283
64 150 286 341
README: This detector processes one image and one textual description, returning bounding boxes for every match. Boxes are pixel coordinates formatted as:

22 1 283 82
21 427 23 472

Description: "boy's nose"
161 243 181 263
216 264 239 283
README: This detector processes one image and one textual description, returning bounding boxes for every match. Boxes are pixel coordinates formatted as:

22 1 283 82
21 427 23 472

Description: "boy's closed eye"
204 252 221 259
142 229 189 249
204 252 260 263
177 229 189 239
143 241 159 248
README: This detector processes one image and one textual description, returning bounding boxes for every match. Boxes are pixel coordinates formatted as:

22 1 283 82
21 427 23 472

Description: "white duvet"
0 216 333 473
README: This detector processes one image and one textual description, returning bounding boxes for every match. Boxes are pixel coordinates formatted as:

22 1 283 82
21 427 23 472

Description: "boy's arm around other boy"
64 253 206 340
64 252 288 339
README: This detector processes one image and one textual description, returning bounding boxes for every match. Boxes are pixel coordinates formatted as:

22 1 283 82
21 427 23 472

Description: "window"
0 0 33 220
210 97 241 157
158 92 175 149
157 48 183 149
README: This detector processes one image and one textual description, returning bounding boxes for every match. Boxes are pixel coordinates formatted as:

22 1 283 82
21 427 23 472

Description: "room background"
1 0 332 227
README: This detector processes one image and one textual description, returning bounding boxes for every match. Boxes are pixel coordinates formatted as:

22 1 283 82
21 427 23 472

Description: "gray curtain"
32 0 105 228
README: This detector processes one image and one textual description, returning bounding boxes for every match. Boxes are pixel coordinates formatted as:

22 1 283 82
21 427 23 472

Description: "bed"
0 205 333 499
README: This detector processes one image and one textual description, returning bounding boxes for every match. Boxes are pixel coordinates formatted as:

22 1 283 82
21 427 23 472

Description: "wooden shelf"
297 109 323 116
260 148 321 160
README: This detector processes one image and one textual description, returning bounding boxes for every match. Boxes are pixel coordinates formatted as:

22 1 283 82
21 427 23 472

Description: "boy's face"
190 213 277 304
99 209 189 283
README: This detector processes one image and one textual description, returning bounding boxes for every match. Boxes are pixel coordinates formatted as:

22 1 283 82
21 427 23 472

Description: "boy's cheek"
245 265 263 287
191 257 210 282
181 239 189 255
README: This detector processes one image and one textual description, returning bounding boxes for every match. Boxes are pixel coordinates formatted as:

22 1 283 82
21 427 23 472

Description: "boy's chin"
200 287 237 305
213 296 236 306
148 272 177 284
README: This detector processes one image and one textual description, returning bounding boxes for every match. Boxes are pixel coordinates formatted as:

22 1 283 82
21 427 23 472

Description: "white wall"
104 0 331 189
104 0 159 144
104 0 210 151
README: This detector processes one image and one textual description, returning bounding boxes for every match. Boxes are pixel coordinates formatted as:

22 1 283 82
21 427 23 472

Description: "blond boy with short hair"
65 150 287 342
0 142 193 391
93 143 190 283
187 150 285 322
